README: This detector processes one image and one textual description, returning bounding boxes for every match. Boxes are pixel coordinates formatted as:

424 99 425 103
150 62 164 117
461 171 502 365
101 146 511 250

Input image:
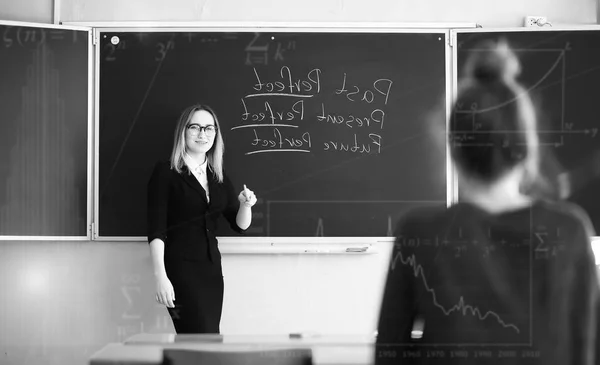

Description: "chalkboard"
455 29 600 233
98 29 449 237
0 23 89 236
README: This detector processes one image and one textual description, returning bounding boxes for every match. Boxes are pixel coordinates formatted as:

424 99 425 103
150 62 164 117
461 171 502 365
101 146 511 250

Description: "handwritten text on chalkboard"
232 66 393 156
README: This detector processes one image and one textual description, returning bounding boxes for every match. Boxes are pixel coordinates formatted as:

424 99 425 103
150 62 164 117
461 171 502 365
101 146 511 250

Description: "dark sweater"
375 201 600 365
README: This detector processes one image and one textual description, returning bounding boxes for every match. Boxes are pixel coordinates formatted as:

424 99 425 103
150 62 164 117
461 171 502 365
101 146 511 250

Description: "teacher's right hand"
155 274 175 308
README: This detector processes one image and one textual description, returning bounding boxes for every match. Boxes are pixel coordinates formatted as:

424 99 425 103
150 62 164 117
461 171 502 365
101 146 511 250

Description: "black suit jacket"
147 160 245 263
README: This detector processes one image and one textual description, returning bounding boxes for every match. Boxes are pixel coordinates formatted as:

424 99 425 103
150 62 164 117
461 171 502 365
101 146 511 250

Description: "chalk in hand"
243 184 252 205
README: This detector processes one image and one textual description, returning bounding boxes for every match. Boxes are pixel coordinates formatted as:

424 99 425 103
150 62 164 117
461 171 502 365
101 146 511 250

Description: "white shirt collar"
184 153 208 175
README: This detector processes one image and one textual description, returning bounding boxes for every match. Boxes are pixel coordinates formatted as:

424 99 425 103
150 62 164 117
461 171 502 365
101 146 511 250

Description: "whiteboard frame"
90 24 462 248
0 20 93 241
64 21 480 29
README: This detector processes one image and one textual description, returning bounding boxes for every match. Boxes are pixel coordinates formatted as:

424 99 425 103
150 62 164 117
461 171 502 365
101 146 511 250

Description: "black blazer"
147 160 245 263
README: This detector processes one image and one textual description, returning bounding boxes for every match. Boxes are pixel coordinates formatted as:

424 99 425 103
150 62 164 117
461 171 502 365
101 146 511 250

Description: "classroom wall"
0 0 53 24
0 240 392 365
1 1 600 365
57 0 597 27
0 0 598 27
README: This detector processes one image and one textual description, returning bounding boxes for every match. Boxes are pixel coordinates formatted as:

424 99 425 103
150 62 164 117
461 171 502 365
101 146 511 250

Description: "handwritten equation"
244 33 297 66
101 32 297 65
232 65 393 156
396 225 565 260
2 26 81 48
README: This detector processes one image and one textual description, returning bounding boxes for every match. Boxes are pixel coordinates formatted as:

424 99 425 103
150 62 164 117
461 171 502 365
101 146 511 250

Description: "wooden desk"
90 334 376 365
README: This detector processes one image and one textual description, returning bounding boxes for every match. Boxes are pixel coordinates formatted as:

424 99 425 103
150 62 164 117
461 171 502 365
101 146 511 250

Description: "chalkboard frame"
452 26 600 238
92 24 461 246
0 20 93 240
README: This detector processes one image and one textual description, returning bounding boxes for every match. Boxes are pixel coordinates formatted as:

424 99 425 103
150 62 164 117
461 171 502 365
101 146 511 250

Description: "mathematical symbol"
407 238 419 247
274 42 285 61
534 232 547 243
245 32 269 52
245 52 268 66
3 26 13 47
17 27 46 47
49 30 65 40
534 231 549 259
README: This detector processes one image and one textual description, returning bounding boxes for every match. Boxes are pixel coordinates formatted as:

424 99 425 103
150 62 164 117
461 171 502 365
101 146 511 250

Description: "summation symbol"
245 33 269 66
244 33 297 66
533 226 565 259
391 250 521 334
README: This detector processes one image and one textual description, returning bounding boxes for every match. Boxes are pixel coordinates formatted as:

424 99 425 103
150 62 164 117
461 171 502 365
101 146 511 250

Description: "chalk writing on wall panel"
0 25 88 236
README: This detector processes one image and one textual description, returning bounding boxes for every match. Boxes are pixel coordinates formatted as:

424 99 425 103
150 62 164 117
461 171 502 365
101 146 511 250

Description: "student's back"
375 39 600 364
376 200 599 364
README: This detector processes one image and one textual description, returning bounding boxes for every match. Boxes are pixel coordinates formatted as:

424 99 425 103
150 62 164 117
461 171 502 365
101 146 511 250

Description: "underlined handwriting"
233 66 394 155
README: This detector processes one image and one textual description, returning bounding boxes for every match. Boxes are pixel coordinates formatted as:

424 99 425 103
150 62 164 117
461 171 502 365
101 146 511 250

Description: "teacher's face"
185 110 216 154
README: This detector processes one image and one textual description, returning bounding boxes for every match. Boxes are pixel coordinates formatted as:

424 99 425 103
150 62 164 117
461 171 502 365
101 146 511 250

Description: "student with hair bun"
375 39 600 364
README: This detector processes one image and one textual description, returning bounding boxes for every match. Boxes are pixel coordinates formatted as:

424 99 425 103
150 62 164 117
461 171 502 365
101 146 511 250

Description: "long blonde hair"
170 104 225 182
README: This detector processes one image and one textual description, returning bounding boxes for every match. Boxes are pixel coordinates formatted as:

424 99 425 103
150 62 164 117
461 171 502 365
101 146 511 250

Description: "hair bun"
464 39 521 84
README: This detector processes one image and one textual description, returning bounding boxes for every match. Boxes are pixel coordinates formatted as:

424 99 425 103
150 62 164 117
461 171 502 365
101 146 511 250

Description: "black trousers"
165 259 224 334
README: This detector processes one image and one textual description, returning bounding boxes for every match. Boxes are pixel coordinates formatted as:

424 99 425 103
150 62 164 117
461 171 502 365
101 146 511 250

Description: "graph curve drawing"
391 250 521 334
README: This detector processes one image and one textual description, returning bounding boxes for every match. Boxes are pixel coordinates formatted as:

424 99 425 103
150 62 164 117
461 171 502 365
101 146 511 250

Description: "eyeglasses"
187 124 217 136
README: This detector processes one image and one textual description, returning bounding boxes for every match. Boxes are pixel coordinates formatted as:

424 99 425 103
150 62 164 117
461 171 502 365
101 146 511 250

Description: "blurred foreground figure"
375 39 600 365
